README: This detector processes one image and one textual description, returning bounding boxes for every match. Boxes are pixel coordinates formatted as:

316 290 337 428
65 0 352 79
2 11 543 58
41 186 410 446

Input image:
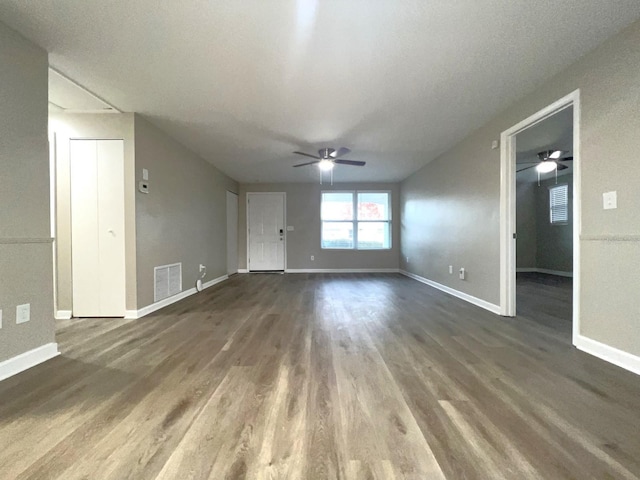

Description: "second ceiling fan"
517 149 573 173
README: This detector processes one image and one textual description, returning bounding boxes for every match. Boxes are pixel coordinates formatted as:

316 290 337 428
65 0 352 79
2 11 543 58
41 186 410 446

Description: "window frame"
549 183 569 225
320 190 392 250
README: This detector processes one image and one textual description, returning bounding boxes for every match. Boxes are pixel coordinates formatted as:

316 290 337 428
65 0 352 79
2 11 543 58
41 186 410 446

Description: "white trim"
400 270 501 315
575 335 640 376
125 274 228 319
516 268 573 278
285 268 400 274
499 89 581 346
0 343 60 382
246 192 287 272
237 269 249 273
55 310 72 320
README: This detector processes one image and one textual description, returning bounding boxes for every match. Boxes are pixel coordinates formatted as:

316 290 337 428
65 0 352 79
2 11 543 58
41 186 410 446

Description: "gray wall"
535 175 573 272
401 19 640 357
515 178 537 268
238 183 400 271
49 113 137 312
0 22 55 362
516 174 574 273
134 116 238 309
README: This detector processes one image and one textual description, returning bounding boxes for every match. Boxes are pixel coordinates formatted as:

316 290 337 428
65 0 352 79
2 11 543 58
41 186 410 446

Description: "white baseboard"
0 343 60 382
55 310 72 320
400 270 501 315
285 268 400 274
126 274 228 319
237 269 249 273
574 334 640 376
516 267 573 278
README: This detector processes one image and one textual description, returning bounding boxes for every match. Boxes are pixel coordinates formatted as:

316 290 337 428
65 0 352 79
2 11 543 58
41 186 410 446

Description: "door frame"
226 190 239 275
246 192 287 272
499 89 581 344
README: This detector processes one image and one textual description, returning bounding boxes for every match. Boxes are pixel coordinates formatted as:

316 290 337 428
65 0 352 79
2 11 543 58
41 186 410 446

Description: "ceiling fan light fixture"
549 150 563 159
536 160 557 173
318 159 334 171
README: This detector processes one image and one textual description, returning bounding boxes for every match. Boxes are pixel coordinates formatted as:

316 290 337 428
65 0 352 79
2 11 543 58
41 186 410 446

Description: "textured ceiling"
1 1 638 183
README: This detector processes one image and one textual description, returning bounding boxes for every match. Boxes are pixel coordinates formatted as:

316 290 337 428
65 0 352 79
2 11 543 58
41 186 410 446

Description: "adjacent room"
1 2 640 479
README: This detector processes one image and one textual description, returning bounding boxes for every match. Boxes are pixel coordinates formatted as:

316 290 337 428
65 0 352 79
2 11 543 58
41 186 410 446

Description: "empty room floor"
1 273 639 479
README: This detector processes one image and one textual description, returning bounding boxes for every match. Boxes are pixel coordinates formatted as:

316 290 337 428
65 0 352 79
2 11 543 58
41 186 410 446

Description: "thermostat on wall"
138 181 149 193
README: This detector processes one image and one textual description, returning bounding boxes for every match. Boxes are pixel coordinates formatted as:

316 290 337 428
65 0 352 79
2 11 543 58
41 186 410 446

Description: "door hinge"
513 233 517 239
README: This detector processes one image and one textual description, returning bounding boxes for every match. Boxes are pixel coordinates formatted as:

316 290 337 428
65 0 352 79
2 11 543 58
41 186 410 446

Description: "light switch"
603 191 617 210
286 226 294 231
142 168 149 181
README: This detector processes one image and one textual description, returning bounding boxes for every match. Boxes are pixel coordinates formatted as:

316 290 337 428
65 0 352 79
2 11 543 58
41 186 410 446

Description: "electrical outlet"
16 304 30 324
459 268 465 280
406 256 409 263
449 265 453 274
199 264 206 272
310 255 315 261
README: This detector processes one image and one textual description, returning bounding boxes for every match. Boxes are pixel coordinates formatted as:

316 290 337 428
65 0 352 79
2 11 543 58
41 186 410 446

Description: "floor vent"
154 263 182 302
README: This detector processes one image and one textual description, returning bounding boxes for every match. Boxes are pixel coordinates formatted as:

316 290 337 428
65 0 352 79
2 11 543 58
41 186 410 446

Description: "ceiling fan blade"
332 147 351 158
334 159 366 167
557 163 569 170
559 156 573 162
293 151 320 160
516 165 537 173
293 160 320 167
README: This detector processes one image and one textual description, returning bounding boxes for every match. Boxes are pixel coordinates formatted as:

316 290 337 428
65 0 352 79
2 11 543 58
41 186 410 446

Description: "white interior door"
226 191 238 275
71 139 125 317
247 192 285 271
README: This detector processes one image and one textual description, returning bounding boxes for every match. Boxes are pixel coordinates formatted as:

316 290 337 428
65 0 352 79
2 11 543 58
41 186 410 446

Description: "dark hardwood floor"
1 273 639 479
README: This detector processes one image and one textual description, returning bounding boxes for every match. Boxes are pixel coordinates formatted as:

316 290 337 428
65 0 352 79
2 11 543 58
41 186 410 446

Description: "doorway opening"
500 90 581 344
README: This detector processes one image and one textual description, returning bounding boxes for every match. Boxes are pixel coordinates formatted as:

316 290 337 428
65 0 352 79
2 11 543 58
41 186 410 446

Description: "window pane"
322 192 354 220
357 222 390 249
322 222 354 249
358 192 390 220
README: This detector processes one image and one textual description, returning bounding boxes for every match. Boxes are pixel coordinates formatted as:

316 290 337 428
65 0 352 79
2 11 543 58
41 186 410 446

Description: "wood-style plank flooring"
1 273 640 479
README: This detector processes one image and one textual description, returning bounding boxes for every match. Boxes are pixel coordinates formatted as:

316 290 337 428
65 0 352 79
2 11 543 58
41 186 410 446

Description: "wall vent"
154 263 182 302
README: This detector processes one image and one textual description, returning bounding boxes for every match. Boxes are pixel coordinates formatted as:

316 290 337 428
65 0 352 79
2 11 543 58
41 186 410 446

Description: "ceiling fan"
517 150 573 173
292 148 365 171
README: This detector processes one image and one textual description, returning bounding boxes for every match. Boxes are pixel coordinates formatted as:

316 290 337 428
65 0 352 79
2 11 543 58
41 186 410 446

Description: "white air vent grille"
154 263 182 302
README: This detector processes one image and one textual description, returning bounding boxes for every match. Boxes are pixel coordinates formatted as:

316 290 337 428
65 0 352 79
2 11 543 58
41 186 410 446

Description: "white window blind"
549 184 568 224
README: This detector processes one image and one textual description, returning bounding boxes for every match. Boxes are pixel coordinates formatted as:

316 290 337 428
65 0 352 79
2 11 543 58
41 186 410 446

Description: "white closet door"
96 140 125 315
71 139 125 317
71 140 100 316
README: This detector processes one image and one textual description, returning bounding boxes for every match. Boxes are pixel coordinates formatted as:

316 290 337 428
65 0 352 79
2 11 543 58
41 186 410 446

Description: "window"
321 191 391 249
549 184 568 224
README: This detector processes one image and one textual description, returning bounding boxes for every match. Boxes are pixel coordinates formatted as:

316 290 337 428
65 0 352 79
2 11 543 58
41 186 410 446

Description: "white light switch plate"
16 304 30 324
286 226 294 231
603 191 617 210
142 168 149 181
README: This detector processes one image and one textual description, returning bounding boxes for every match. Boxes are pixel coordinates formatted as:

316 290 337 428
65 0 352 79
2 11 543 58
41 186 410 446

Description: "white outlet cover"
16 303 30 324
603 191 617 210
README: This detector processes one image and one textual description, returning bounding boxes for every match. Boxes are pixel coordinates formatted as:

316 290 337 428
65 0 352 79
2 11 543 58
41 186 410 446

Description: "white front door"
247 192 285 271
226 191 238 275
70 139 126 317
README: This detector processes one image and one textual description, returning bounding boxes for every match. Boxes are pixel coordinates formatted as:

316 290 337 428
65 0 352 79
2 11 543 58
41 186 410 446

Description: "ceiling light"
536 161 557 173
318 159 334 171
